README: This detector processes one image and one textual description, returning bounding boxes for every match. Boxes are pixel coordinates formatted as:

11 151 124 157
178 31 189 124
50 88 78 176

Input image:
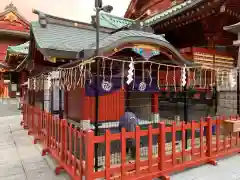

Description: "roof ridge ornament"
39 12 47 28
4 1 17 11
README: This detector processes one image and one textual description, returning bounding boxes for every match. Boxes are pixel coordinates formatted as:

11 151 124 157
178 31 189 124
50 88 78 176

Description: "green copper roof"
99 13 134 29
31 21 108 52
99 0 203 29
144 0 203 26
7 41 29 55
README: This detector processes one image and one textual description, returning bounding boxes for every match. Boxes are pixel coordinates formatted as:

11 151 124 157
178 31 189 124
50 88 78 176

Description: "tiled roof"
144 0 203 26
0 2 30 31
31 21 109 53
87 30 190 65
99 13 134 29
29 10 190 65
7 41 29 55
99 0 203 29
88 30 168 49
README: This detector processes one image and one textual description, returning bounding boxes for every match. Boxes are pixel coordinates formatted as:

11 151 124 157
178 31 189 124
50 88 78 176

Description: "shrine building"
124 0 240 71
0 3 29 98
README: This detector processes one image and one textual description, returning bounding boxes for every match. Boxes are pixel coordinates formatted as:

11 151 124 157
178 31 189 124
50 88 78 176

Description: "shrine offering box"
223 120 240 133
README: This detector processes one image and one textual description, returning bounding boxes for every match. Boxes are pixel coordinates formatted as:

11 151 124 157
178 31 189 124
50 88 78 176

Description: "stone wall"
217 90 238 117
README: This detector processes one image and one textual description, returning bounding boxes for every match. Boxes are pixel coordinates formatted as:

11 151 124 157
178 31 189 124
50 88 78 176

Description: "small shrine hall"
21 9 223 128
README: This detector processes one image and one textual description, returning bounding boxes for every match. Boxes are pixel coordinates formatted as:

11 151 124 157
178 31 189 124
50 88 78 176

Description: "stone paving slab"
1 103 240 180
170 155 240 180
1 174 27 180
0 114 70 180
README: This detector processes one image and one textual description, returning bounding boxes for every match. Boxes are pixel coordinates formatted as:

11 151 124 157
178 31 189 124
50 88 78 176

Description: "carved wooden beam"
125 0 139 18
154 0 221 32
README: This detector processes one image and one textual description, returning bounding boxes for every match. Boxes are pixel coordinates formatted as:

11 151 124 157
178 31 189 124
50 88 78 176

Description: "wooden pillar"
64 90 68 118
151 93 159 113
151 92 159 122
237 34 240 115
0 72 3 98
59 88 63 119
20 71 26 97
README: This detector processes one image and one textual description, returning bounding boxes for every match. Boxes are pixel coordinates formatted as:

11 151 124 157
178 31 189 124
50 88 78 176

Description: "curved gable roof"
100 13 134 29
87 30 190 65
7 41 29 55
89 30 168 48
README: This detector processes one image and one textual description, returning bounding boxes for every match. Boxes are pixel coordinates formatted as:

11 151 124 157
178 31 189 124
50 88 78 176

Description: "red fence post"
158 122 169 180
158 122 165 170
85 130 94 180
61 119 67 162
55 119 67 175
216 117 220 153
33 109 41 144
28 106 34 135
200 119 204 158
135 126 141 175
206 117 217 165
121 128 126 179
172 122 176 166
148 125 153 173
105 130 111 179
42 112 50 156
77 130 82 179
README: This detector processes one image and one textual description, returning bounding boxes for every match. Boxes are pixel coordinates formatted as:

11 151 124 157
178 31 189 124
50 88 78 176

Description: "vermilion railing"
21 103 240 180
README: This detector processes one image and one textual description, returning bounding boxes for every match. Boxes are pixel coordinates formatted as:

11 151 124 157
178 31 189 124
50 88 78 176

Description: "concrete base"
80 120 91 130
151 113 160 123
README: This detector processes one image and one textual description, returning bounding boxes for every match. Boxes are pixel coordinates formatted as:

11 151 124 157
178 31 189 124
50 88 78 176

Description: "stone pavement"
1 98 240 180
0 114 70 180
0 98 21 117
169 155 240 180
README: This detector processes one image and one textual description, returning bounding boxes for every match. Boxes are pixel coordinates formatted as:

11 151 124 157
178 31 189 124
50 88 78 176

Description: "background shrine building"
124 0 240 70
0 3 29 98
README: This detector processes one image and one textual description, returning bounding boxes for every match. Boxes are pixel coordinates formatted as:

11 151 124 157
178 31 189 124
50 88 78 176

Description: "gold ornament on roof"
4 12 17 22
0 68 6 73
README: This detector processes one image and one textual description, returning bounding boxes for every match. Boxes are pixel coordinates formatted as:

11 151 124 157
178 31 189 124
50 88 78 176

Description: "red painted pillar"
0 72 3 97
151 93 159 113
151 93 159 122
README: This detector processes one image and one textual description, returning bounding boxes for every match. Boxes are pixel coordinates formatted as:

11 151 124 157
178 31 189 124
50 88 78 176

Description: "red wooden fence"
21 103 240 180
